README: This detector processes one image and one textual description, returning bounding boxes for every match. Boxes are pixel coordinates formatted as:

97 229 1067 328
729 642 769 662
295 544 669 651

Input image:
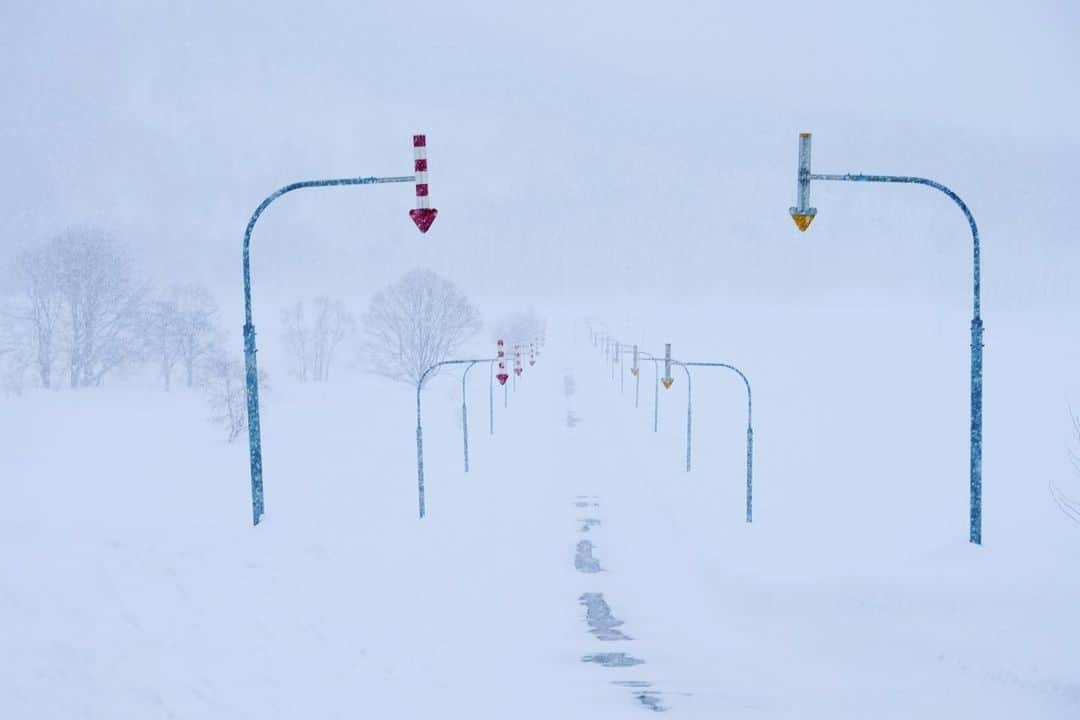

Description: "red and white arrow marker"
514 346 523 377
496 339 509 385
409 134 438 233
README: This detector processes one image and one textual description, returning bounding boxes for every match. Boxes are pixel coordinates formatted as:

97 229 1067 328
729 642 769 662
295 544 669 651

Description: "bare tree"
310 296 355 382
281 301 311 382
361 269 481 386
6 246 65 388
139 283 219 391
48 228 145 388
172 283 219 388
281 296 356 382
144 297 181 390
3 229 143 389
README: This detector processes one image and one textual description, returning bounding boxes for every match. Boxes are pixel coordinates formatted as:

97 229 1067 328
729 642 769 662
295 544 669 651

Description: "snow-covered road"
2 320 1079 718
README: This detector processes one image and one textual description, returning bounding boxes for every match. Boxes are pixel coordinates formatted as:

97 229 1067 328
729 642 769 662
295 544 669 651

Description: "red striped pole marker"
496 339 509 385
514 347 523 377
409 134 438 233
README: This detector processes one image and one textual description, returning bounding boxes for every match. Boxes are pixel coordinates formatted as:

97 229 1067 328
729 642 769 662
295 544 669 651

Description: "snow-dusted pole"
684 361 754 523
632 345 640 408
662 343 673 389
641 352 661 432
511 345 518 392
416 358 496 518
791 132 983 544
670 361 693 472
651 355 660 432
242 135 432 526
488 360 495 436
461 361 481 473
618 343 625 394
622 347 661 430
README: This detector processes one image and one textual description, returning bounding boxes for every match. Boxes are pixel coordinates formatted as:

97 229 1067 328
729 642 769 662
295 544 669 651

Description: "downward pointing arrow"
789 210 816 231
409 208 438 233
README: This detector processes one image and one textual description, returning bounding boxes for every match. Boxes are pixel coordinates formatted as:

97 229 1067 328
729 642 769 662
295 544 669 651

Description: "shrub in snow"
201 353 268 443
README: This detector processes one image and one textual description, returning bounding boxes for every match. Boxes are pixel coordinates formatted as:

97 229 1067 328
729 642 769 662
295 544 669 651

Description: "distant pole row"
415 336 545 518
584 324 754 523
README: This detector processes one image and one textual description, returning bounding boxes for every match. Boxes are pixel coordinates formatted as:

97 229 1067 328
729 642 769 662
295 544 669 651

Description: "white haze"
3 1 1080 717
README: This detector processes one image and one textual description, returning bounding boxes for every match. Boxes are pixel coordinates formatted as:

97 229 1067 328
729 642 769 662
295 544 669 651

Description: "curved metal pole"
670 361 693 472
617 346 636 405
685 361 754 523
652 357 660 433
461 361 480 473
242 174 414 527
416 358 495 519
619 344 625 394
623 349 661 430
635 361 640 408
634 351 662 431
811 172 983 544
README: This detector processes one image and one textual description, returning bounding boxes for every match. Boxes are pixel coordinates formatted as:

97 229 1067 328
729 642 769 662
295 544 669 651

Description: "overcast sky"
2 0 1077 311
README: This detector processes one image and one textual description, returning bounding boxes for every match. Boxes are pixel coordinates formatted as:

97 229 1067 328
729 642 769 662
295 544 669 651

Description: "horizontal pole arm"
808 172 979 318
680 360 753 425
419 358 499 388
243 174 417 326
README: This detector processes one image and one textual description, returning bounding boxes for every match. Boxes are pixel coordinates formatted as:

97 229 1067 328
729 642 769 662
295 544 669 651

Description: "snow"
4 0 1080 715
3 301 1079 718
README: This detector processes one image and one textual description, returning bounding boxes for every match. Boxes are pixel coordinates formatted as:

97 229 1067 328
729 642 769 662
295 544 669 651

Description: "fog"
3 2 1080 717
3 1 1077 308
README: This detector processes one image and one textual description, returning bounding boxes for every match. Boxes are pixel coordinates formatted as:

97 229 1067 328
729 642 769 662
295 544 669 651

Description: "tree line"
1 226 504 440
0 227 217 392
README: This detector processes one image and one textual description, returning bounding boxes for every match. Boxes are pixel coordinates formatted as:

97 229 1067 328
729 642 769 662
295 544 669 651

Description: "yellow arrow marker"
790 212 816 232
661 378 674 389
